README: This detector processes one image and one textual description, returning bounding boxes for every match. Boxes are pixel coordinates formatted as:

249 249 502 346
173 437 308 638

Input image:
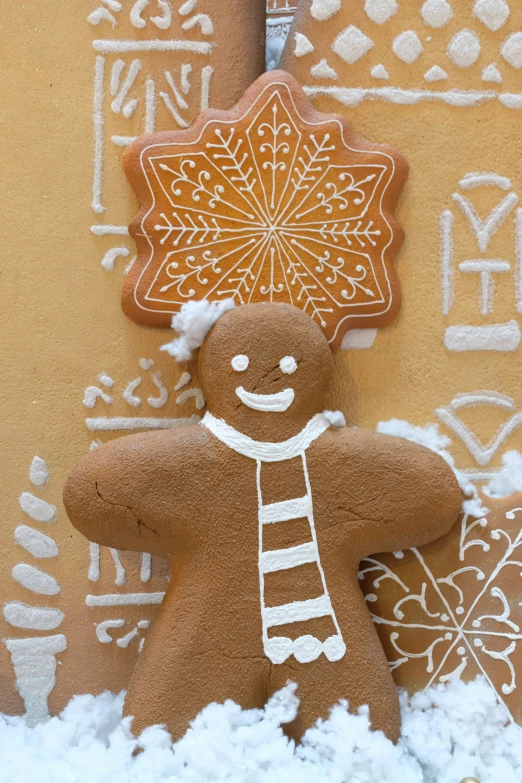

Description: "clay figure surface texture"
64 303 462 742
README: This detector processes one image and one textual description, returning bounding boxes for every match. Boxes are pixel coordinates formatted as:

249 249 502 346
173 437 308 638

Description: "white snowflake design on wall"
358 499 522 726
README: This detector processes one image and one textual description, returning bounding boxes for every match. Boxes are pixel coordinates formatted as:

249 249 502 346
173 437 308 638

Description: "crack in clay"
94 482 160 538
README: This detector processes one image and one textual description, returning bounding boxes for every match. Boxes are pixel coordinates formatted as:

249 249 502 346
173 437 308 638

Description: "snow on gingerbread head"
121 69 408 349
64 298 463 743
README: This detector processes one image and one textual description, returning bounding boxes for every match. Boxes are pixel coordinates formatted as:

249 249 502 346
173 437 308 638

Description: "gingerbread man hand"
64 303 462 743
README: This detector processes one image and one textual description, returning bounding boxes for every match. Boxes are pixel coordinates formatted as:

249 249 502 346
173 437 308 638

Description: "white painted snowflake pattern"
124 73 406 346
358 497 522 726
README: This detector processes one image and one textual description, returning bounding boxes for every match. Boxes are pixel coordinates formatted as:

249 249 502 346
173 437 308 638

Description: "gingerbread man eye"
279 356 297 375
231 354 249 372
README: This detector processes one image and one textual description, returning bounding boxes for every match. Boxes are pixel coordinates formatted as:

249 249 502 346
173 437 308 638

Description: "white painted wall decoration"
3 459 66 725
441 172 521 353
88 0 217 267
82 360 204 433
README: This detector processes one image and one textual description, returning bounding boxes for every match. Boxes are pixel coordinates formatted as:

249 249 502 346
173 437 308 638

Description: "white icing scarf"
201 410 347 666
201 411 334 462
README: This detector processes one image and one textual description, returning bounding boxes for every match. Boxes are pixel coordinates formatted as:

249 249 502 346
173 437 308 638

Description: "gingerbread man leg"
123 591 270 741
268 646 401 742
266 590 402 742
126 651 269 741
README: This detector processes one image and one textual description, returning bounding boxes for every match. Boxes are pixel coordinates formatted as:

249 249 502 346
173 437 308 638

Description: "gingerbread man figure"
64 303 462 742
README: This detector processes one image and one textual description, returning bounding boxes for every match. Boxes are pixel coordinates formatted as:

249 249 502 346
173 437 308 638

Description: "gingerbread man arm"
324 428 463 559
63 425 204 558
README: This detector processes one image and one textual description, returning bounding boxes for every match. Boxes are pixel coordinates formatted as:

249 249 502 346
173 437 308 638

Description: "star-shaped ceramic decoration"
122 70 408 349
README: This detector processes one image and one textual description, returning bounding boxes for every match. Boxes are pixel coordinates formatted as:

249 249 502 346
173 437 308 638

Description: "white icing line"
89 542 100 581
176 388 206 410
86 592 165 606
3 602 64 631
148 371 168 408
263 594 333 627
83 386 113 408
96 619 125 643
14 526 59 559
260 495 311 524
459 172 512 190
453 191 519 253
4 635 67 726
235 386 295 412
516 209 522 314
97 372 114 387
145 78 156 133
109 548 126 586
444 321 521 352
499 93 522 108
19 492 56 523
201 65 214 111
260 542 318 573
122 377 142 407
141 553 152 582
12 564 61 596
174 371 191 390
181 13 214 35
29 457 49 488
450 390 515 411
92 55 105 215
303 86 499 107
101 246 130 271
458 259 510 316
440 210 454 316
92 39 213 54
86 415 199 430
201 412 330 462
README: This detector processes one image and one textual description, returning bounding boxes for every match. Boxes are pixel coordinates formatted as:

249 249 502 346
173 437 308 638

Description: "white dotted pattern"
231 354 249 372
501 32 522 69
447 30 481 68
421 0 453 29
393 31 424 64
332 25 374 64
424 65 448 82
473 0 510 32
279 356 298 374
364 0 398 25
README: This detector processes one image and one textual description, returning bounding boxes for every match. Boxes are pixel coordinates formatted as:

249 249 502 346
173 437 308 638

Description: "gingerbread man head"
198 303 333 441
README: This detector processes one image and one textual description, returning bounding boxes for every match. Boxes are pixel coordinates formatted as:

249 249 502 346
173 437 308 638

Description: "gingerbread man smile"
233 354 298 412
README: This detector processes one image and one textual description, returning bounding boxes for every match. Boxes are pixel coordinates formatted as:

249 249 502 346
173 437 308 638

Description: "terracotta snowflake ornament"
122 70 408 348
359 494 522 726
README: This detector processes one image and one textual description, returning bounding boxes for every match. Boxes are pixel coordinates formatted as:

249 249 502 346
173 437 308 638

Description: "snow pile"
485 450 522 498
376 419 487 517
161 299 235 361
1 678 521 783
